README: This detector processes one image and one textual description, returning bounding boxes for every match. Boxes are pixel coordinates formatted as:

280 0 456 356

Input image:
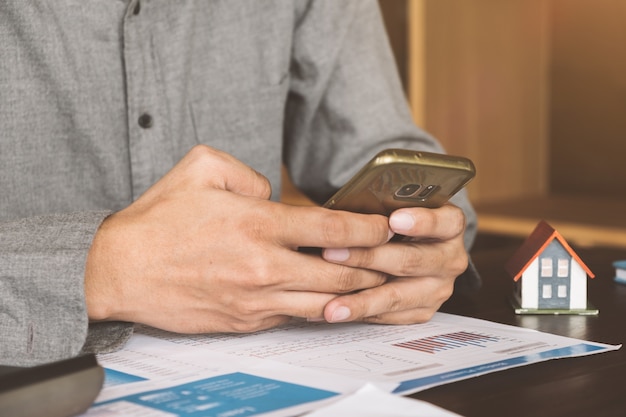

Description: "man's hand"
321 205 468 324
84 145 391 334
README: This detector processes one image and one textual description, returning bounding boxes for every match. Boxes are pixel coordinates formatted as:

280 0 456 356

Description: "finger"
157 311 294 334
270 290 339 321
277 205 392 249
273 248 389 293
147 282 343 334
389 204 466 240
201 290 337 330
323 239 469 279
323 276 454 324
362 308 437 325
202 292 334 333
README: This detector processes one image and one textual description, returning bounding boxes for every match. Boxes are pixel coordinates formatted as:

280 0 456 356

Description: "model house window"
557 259 569 277
558 285 567 298
542 284 552 298
541 258 552 277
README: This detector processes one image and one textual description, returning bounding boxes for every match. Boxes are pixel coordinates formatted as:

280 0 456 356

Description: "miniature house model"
505 220 596 314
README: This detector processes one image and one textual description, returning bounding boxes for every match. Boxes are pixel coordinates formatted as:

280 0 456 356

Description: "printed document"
82 312 619 417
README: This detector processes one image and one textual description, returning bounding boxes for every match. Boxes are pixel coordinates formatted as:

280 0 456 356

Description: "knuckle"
249 260 277 288
187 145 272 198
241 211 277 244
231 266 261 289
352 247 377 269
452 251 469 276
415 309 436 323
188 144 220 163
419 207 439 230
383 285 404 312
231 297 265 319
370 215 392 243
434 281 455 303
444 242 469 277
444 204 467 236
185 145 227 176
319 212 351 246
255 174 272 199
317 210 389 248
334 265 357 292
396 245 423 277
228 314 289 334
335 267 387 293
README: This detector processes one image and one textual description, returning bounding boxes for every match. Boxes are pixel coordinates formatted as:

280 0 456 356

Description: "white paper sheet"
86 333 385 417
305 384 462 417
82 312 619 417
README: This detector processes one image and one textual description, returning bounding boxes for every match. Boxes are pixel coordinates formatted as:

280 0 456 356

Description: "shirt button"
138 113 153 129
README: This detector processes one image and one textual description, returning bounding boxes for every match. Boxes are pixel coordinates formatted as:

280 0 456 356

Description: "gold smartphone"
323 149 475 215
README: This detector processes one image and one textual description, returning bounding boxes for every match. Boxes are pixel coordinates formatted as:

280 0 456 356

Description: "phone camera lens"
395 184 421 198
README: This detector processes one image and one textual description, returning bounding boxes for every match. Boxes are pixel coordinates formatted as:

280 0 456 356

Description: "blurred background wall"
380 0 626 204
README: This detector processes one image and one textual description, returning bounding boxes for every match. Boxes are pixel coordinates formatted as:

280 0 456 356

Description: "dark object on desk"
0 354 104 417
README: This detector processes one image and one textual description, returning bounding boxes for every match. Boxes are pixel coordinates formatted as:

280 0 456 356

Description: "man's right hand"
84 145 391 334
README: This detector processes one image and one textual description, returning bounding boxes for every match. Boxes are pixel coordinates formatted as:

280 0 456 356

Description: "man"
0 0 478 367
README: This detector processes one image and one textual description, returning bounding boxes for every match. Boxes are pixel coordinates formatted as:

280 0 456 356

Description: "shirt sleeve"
0 211 133 366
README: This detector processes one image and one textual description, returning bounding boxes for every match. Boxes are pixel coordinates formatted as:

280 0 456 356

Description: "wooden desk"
411 235 626 417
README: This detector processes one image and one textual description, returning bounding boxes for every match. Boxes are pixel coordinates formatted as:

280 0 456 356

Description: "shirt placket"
122 0 170 200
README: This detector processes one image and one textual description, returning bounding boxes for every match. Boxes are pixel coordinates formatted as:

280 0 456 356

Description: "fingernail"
307 317 326 322
389 212 414 233
323 248 350 262
330 306 351 322
387 228 395 241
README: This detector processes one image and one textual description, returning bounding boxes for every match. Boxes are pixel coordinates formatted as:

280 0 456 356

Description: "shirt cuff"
81 321 134 354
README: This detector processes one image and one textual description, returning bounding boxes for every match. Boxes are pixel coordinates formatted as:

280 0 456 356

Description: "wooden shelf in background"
476 195 626 248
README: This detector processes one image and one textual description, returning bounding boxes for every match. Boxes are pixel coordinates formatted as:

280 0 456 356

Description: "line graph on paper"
296 349 443 379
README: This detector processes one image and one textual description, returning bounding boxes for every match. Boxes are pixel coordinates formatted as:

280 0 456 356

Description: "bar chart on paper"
393 331 501 354
286 326 554 387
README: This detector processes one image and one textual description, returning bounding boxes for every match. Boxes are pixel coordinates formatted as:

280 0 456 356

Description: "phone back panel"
323 149 475 215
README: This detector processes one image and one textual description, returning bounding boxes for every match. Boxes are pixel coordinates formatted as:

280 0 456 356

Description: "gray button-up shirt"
0 0 477 366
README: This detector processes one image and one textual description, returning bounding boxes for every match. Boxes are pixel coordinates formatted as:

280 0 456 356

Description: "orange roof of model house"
504 220 595 282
